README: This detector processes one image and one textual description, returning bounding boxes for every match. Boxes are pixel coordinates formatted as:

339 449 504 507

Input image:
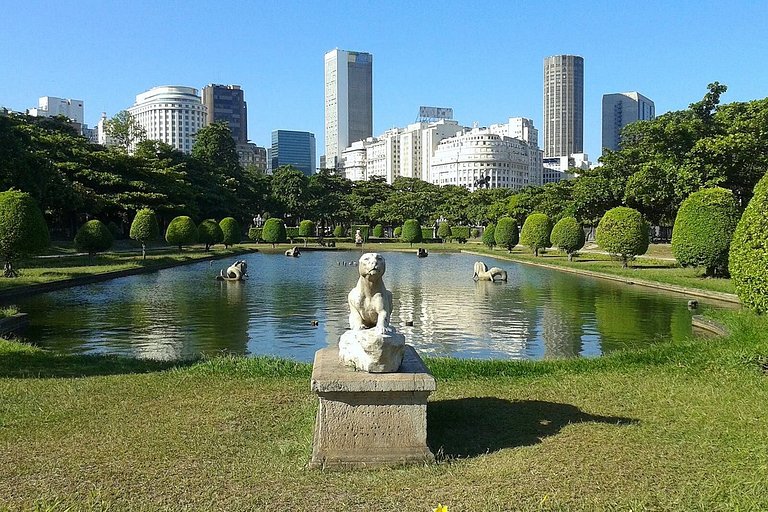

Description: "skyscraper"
324 48 373 168
271 130 316 175
601 92 655 153
543 55 584 158
201 84 248 144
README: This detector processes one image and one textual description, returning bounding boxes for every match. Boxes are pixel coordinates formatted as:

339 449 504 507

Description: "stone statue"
473 261 507 282
285 246 301 257
354 229 363 245
217 260 248 281
338 253 405 372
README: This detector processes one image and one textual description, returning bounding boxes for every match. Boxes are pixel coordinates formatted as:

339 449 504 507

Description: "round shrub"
482 223 496 248
437 221 452 241
0 190 49 276
299 219 316 246
729 172 768 313
520 213 552 256
596 207 649 268
333 225 346 238
470 228 481 239
671 187 738 277
494 217 519 252
130 208 159 260
198 219 223 251
551 216 585 261
373 224 384 238
75 220 113 259
219 217 241 247
393 226 402 238
401 219 422 247
165 216 198 251
262 218 287 247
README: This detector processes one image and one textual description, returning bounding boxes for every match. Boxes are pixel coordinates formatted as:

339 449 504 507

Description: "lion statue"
473 261 507 282
217 260 248 281
347 252 393 333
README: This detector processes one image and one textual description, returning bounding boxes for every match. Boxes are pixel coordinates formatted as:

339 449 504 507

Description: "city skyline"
2 1 767 164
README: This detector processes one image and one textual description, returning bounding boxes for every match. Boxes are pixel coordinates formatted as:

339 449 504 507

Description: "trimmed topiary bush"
729 173 768 313
333 225 346 238
75 220 113 262
219 217 241 248
596 207 649 268
248 227 262 242
520 213 552 256
451 226 471 240
470 228 480 239
129 208 159 260
373 224 384 238
420 227 433 240
198 219 223 251
672 187 739 277
165 216 198 251
401 219 422 247
263 218 287 247
437 221 452 242
299 219 315 246
393 226 402 238
494 217 519 252
482 223 496 248
551 216 585 261
0 190 50 277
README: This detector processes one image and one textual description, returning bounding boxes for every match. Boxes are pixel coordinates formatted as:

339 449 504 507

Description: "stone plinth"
309 345 436 469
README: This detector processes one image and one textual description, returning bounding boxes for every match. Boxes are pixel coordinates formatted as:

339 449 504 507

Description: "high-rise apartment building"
127 86 207 154
271 130 316 175
543 55 584 158
324 48 373 168
201 84 248 144
28 96 84 125
601 92 655 152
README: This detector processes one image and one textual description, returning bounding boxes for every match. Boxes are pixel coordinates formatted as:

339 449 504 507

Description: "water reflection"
14 251 725 362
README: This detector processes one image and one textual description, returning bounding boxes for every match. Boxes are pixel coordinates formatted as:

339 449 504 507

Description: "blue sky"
2 0 767 162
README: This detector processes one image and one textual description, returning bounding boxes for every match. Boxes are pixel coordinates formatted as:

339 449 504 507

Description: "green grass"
0 305 19 318
1 310 767 510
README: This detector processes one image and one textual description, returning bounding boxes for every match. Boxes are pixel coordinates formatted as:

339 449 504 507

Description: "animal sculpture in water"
217 260 248 281
473 261 507 282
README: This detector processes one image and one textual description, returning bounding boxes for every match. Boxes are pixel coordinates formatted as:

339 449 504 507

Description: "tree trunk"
3 261 17 278
141 243 147 260
568 253 574 262
534 248 539 257
622 256 628 268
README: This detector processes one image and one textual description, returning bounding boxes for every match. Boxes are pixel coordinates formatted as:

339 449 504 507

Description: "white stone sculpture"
473 261 507 282
216 260 248 281
338 252 405 372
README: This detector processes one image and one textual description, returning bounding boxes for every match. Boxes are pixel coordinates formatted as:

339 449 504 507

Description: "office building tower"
602 92 655 152
127 86 207 154
324 48 373 168
201 84 248 144
543 55 584 158
271 130 316 175
28 96 84 125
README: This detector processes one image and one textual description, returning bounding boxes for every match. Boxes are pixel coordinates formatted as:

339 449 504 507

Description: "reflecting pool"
14 250 725 361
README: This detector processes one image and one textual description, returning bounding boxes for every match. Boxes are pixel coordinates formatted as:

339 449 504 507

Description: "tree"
219 217 241 248
393 226 402 238
129 208 160 260
671 187 739 276
262 218 287 248
198 219 223 251
596 207 649 268
482 223 496 249
437 221 452 242
0 190 50 277
551 216 586 261
333 225 346 238
270 166 309 221
401 219 422 247
104 110 147 151
74 220 113 262
165 216 198 251
729 172 768 313
372 224 384 238
494 217 519 252
520 213 552 256
299 219 315 247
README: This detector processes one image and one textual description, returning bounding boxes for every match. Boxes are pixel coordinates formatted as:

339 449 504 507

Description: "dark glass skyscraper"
202 84 248 144
271 130 316 175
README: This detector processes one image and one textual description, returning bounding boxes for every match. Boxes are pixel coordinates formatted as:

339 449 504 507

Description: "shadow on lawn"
428 397 637 459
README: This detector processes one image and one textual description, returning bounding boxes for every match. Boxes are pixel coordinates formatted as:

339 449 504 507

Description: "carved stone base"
309 345 436 470
338 328 405 373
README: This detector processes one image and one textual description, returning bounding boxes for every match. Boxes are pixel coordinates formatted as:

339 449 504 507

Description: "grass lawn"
1 309 767 511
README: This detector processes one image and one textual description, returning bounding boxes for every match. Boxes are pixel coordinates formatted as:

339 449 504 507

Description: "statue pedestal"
309 345 436 469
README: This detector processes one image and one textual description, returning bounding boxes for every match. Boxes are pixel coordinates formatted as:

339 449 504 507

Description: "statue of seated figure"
473 261 507 282
217 260 248 281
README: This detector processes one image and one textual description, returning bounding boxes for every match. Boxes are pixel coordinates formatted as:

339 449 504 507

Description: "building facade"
324 48 373 168
201 84 248 144
543 55 584 158
28 96 84 125
127 86 207 154
601 92 655 153
270 130 316 175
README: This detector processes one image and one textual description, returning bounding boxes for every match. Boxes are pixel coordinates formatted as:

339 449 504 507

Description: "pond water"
14 250 724 361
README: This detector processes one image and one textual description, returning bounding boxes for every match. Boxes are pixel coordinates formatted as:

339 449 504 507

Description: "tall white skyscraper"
602 92 655 153
324 48 373 168
543 55 584 158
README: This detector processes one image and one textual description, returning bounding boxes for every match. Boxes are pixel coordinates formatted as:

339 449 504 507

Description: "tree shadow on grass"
428 397 638 459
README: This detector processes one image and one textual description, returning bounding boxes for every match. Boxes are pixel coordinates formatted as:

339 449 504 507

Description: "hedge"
596 207 649 268
420 227 433 240
248 227 262 242
451 226 470 240
482 223 496 248
520 213 552 256
286 226 300 240
550 216 585 261
494 217 519 252
729 173 768 312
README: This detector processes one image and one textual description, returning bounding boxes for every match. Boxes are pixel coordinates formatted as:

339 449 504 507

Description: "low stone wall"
691 315 730 337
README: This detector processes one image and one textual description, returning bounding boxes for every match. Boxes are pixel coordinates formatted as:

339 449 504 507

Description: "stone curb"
691 315 730 336
461 250 741 305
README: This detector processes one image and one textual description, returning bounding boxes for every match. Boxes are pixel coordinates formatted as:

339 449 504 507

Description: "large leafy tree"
270 166 309 222
307 169 352 230
104 110 146 151
347 176 392 225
